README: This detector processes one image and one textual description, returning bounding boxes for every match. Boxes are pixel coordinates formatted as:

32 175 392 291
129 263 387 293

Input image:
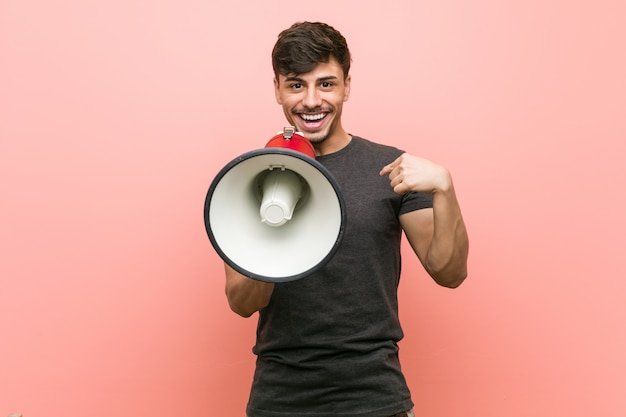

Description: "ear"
274 77 282 105
343 74 351 102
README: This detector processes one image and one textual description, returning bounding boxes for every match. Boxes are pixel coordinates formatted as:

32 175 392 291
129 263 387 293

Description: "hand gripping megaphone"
204 127 346 283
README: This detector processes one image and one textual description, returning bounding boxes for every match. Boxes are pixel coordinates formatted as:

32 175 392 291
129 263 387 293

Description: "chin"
299 127 330 144
306 134 328 144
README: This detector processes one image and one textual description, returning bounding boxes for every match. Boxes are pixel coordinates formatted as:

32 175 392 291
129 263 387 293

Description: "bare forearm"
426 182 469 287
224 264 274 317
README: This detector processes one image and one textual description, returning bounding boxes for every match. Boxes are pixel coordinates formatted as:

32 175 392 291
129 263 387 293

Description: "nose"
302 87 322 110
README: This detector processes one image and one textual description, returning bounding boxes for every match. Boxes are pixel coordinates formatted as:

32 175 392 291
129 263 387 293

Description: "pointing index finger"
379 154 402 176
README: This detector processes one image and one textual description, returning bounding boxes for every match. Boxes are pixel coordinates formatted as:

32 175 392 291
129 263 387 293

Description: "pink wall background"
1 0 625 416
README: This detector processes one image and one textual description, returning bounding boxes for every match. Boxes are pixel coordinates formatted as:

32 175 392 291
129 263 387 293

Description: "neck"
313 130 352 157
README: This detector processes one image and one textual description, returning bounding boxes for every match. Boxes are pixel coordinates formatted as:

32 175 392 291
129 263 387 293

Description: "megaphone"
204 127 346 283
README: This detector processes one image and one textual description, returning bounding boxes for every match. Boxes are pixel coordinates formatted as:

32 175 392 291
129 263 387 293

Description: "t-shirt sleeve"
398 191 433 215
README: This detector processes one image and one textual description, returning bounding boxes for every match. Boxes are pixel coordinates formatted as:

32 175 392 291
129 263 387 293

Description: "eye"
289 83 303 89
321 81 333 88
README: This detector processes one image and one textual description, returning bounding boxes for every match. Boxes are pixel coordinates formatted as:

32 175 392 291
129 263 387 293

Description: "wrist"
431 167 453 194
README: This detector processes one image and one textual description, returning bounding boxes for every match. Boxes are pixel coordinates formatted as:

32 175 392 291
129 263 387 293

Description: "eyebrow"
284 75 339 83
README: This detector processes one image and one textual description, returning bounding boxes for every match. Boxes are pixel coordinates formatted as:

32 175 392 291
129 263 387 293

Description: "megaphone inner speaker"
205 148 346 283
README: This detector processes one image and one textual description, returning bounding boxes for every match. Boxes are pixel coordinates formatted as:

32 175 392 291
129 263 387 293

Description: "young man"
224 22 469 417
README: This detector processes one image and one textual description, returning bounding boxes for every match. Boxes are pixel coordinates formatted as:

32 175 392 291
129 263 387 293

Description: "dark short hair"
272 22 352 81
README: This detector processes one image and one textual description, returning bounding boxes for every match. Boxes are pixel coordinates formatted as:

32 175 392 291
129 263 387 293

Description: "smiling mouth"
299 113 327 122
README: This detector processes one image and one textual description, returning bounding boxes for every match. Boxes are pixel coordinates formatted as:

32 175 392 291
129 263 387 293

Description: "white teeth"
301 113 325 121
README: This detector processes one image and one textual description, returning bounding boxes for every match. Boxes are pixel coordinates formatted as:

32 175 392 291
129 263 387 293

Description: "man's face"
274 57 351 145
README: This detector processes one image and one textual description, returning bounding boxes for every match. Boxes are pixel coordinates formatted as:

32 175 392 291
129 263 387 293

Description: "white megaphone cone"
204 127 346 283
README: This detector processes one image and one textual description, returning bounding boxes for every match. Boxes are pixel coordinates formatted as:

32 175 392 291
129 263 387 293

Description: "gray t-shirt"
247 136 433 417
